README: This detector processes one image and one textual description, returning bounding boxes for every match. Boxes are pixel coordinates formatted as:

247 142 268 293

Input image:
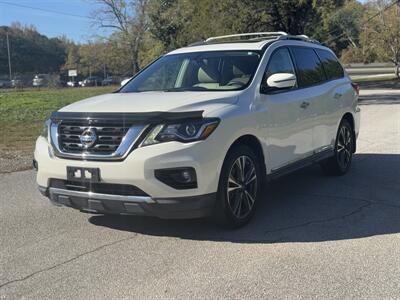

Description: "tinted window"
265 48 296 79
316 49 344 80
291 47 326 87
262 48 296 92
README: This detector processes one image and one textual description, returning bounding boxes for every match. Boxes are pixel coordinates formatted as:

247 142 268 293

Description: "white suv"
35 32 360 228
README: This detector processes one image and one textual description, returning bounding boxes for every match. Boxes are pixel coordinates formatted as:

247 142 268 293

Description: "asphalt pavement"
1 89 400 299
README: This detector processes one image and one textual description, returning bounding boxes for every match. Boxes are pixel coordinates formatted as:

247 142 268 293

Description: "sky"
0 0 111 42
0 0 367 43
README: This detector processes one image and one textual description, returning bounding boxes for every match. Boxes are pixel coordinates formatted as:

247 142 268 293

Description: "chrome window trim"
50 122 148 161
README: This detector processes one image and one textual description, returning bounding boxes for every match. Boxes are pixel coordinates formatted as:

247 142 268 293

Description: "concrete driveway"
1 90 399 299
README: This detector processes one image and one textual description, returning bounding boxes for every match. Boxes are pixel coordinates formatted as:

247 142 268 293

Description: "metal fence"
344 63 396 77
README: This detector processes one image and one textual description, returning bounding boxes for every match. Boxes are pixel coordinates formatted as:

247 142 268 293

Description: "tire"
321 119 354 176
213 145 262 228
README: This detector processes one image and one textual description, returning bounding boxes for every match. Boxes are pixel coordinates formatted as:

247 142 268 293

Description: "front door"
259 47 315 171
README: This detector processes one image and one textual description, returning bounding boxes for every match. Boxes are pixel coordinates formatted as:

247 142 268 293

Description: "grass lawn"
0 86 116 161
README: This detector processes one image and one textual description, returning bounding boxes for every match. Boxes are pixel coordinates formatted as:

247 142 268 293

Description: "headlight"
142 118 219 146
40 119 51 141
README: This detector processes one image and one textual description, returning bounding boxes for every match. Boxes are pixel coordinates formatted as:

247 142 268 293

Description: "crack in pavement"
289 192 400 209
263 200 373 235
264 188 400 236
0 235 136 290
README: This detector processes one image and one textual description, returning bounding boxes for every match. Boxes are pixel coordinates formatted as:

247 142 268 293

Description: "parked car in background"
11 76 30 88
102 76 120 86
0 79 12 88
81 76 102 87
33 74 50 87
67 81 79 87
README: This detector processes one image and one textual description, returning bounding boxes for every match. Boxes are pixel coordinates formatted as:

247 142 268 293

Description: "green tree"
92 0 150 74
362 0 400 77
147 0 349 52
315 0 365 55
0 24 66 77
78 42 106 76
148 0 182 50
62 42 80 72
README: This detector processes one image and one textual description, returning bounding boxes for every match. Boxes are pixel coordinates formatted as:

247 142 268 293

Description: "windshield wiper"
120 86 208 93
162 86 208 92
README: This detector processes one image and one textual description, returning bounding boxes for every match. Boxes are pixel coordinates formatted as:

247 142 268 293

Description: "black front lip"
39 186 216 219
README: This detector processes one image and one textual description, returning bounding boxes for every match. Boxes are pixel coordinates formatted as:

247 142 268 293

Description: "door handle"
300 101 310 109
334 92 343 99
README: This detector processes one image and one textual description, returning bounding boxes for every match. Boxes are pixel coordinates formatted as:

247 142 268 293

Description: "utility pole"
6 31 12 81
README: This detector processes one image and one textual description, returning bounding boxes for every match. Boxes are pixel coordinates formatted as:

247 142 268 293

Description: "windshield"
120 51 261 93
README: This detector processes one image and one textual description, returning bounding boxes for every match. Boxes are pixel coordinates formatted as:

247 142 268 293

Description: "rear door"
289 46 331 154
314 49 349 150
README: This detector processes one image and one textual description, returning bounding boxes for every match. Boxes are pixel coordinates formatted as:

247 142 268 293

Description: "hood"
60 91 240 115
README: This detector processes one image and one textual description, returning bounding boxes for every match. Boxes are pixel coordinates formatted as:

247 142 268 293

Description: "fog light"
181 170 192 183
155 167 197 189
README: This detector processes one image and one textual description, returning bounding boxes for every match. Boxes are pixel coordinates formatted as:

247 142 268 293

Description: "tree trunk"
396 64 400 79
131 51 139 75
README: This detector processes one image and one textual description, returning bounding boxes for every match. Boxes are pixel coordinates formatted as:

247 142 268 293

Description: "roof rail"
186 32 320 48
278 34 321 44
205 32 288 43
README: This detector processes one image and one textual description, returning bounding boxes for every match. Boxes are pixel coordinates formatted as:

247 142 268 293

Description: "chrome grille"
50 120 147 160
59 123 128 155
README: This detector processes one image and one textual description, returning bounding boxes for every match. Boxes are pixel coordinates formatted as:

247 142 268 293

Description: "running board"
267 148 334 181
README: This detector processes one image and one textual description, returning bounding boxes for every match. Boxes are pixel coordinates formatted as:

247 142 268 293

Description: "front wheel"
213 145 262 228
321 119 354 176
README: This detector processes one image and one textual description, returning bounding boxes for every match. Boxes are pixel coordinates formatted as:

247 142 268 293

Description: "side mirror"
121 77 132 86
263 73 296 92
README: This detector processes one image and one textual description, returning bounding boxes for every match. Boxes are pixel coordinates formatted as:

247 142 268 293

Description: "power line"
0 0 91 20
324 0 400 44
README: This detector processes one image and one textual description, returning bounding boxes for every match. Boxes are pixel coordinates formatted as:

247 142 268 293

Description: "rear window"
291 47 326 88
316 49 344 80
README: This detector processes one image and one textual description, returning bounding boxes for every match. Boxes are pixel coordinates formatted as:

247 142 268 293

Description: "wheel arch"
225 134 267 180
341 112 356 153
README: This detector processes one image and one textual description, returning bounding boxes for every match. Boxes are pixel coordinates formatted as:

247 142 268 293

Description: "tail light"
351 82 360 96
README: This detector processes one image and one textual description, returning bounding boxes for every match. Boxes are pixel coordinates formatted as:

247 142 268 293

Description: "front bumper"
34 128 225 218
39 186 216 219
35 135 223 197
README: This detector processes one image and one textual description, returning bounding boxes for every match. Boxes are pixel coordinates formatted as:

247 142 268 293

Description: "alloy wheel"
337 125 353 170
226 155 258 219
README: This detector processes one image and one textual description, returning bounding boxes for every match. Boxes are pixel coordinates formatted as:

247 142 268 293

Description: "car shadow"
89 153 400 243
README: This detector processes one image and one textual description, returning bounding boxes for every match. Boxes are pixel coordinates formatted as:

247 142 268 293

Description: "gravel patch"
0 150 33 173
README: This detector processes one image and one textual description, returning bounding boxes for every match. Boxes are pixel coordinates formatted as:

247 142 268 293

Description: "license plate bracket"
67 167 100 183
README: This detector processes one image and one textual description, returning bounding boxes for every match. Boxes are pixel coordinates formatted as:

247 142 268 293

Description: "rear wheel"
321 119 354 176
213 145 262 228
